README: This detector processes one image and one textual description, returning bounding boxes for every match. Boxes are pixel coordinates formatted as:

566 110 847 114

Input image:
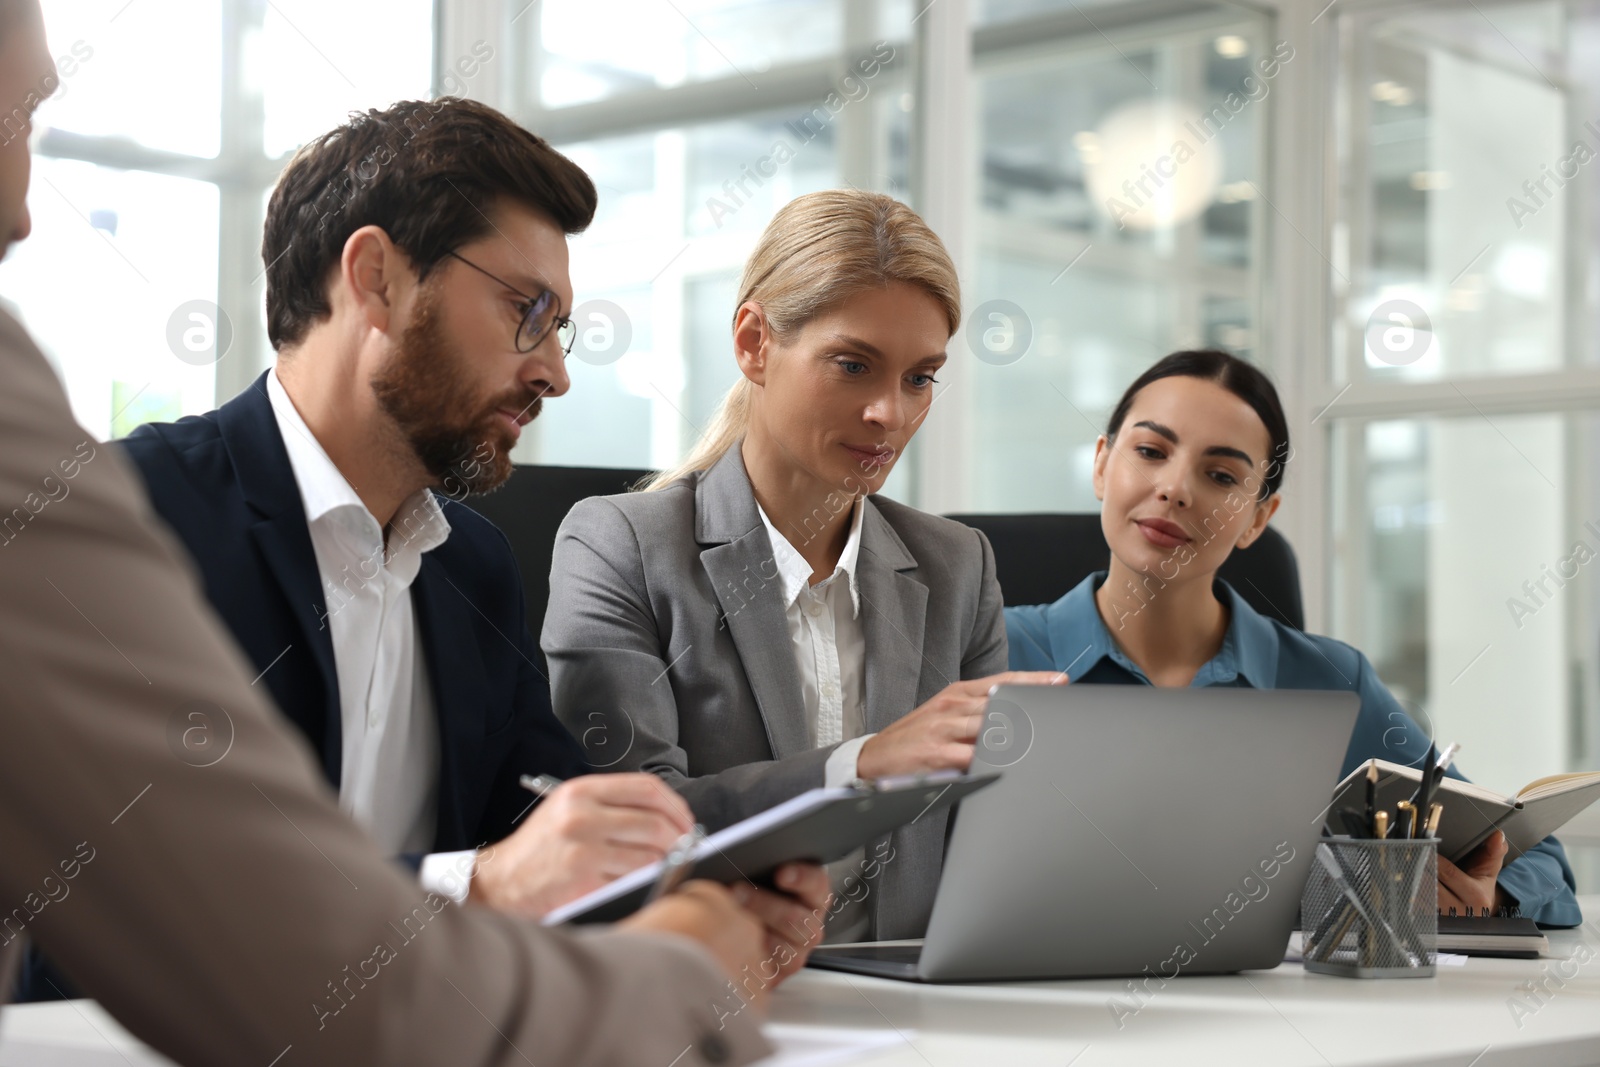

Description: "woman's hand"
855 670 1069 780
1437 829 1509 916
733 863 833 987
619 863 831 1009
620 881 771 1004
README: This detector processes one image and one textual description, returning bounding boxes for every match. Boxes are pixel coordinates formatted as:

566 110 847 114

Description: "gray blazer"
0 308 769 1067
543 445 1008 939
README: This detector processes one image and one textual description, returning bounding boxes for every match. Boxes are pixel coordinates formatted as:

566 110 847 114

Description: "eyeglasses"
446 250 576 357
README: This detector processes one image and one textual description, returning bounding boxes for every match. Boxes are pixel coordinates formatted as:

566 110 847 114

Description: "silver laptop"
809 684 1359 982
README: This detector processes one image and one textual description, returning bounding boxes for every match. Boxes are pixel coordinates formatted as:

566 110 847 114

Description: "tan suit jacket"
0 307 768 1067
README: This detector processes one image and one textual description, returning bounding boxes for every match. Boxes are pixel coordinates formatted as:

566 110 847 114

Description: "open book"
1326 759 1600 863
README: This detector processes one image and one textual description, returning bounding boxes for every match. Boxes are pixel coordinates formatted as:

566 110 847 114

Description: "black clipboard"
542 771 999 925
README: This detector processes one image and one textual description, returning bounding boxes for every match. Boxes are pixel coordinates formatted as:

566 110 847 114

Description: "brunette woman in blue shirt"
1006 350 1580 926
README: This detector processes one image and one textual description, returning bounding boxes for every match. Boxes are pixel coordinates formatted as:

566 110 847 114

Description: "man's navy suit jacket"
119 373 588 854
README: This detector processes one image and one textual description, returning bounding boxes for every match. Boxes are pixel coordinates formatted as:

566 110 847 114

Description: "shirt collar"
1217 579 1281 687
265 368 451 565
1038 573 1119 680
1042 571 1277 687
755 495 866 617
266 368 363 525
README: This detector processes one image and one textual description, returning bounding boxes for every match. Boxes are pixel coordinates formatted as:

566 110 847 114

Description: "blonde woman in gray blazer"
544 191 1065 940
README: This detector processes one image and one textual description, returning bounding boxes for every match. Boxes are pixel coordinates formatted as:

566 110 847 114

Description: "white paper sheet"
756 1024 910 1066
1285 930 1467 966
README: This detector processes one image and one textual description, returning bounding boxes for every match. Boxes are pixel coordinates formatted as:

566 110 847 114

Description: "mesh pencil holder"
1301 838 1437 978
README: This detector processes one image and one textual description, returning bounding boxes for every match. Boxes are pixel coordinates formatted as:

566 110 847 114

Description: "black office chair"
465 466 1306 676
464 464 654 674
945 513 1304 630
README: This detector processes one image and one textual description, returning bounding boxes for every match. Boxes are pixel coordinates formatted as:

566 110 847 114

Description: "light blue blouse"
1006 573 1581 927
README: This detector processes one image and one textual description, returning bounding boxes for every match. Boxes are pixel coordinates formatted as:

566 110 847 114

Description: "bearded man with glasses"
16 95 830 1002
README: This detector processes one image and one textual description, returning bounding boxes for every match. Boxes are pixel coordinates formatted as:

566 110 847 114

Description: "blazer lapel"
852 500 937 939
220 374 343 784
410 555 490 850
856 499 929 734
695 448 811 761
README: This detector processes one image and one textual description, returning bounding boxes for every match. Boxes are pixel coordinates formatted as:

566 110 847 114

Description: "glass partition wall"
1323 0 1600 885
506 0 1276 518
964 4 1274 512
0 0 435 440
509 0 919 502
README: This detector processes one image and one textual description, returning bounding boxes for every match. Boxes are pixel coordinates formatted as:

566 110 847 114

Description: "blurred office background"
3 0 1598 886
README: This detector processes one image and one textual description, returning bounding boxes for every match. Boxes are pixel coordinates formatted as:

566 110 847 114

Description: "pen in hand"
519 773 564 798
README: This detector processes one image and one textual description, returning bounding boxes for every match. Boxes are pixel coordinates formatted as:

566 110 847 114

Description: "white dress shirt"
756 497 877 941
265 370 449 860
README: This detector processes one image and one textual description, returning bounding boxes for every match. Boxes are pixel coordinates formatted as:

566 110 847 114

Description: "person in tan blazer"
0 2 819 1062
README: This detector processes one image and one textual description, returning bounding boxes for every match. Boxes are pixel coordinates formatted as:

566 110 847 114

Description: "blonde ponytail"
641 189 959 491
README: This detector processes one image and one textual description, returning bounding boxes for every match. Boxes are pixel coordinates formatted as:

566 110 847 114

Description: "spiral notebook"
1435 913 1549 958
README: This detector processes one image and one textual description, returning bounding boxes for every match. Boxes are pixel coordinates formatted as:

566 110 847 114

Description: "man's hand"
620 881 772 1008
471 773 693 918
1438 829 1509 915
856 670 1068 780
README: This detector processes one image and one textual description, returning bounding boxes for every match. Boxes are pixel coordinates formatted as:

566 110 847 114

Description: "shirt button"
805 600 824 618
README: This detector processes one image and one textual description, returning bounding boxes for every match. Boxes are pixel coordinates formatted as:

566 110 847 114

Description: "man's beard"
372 287 544 497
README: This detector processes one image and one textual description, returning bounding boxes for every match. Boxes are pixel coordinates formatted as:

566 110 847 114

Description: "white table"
767 897 1600 1066
4 897 1598 1067
0 999 178 1066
